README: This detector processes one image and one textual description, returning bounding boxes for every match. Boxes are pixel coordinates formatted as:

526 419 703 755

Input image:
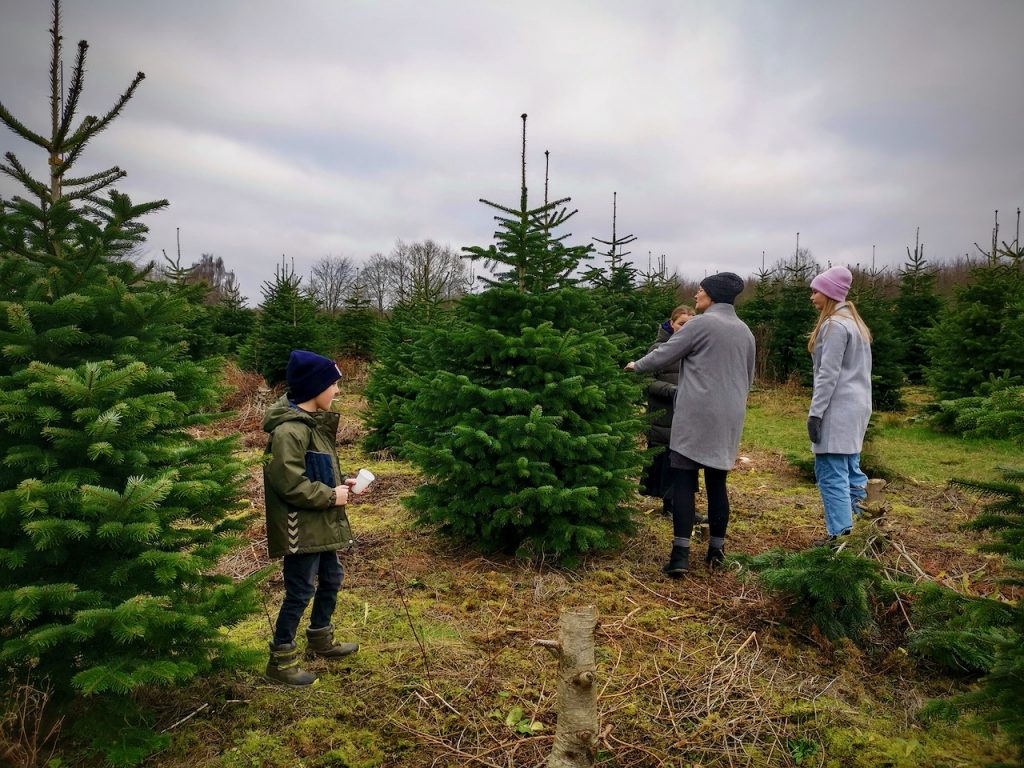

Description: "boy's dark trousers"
273 551 344 645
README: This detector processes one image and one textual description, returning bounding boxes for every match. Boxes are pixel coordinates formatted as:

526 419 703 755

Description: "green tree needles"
0 4 259 762
395 115 644 559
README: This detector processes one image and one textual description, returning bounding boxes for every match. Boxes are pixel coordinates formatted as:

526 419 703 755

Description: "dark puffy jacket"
263 395 352 558
646 324 680 447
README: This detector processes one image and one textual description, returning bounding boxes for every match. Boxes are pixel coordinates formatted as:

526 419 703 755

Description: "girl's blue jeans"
814 453 868 536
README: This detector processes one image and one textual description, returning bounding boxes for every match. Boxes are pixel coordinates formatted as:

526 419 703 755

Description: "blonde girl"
806 266 873 545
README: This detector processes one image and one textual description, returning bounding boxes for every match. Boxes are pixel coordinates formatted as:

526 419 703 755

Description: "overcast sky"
2 0 1022 302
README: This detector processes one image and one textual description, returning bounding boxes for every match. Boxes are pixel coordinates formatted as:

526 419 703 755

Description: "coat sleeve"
809 320 849 418
266 423 335 510
634 322 698 372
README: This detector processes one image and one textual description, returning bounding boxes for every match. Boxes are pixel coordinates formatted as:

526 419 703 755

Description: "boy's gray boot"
306 624 359 659
266 641 318 687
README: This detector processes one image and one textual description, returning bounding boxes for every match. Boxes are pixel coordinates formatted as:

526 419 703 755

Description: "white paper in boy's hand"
351 468 375 494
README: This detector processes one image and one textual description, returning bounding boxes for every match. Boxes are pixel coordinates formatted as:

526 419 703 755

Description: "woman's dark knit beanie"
699 272 745 304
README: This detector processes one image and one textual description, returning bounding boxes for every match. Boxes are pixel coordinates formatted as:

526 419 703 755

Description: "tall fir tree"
767 244 818 384
850 260 905 411
395 115 644 560
927 240 1024 399
736 254 775 382
329 280 379 359
237 258 325 386
894 229 944 384
585 191 676 359
0 4 259 762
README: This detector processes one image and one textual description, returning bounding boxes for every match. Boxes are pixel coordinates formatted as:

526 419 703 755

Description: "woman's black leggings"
671 466 730 540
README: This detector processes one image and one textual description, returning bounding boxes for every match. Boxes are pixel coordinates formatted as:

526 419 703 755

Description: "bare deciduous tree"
360 252 391 315
389 239 472 307
309 255 357 315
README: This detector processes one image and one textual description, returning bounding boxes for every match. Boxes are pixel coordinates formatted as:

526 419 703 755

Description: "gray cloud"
2 0 1022 301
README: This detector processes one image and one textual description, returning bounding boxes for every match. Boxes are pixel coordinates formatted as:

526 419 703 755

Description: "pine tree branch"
63 171 127 201
55 40 89 148
57 71 145 176
0 153 49 201
64 166 124 187
0 101 52 150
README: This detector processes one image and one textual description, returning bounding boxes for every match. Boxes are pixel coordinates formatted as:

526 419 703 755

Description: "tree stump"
859 478 888 517
536 606 599 768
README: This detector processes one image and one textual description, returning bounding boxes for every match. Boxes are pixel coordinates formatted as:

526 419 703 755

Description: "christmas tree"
396 115 644 560
585 191 677 359
237 257 326 386
0 3 259 761
927 234 1023 399
850 260 904 411
767 244 818 384
894 229 943 384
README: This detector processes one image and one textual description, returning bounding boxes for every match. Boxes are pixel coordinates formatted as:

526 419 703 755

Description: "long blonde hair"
807 298 872 353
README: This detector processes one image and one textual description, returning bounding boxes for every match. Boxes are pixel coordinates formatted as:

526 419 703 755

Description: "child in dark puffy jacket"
263 350 360 687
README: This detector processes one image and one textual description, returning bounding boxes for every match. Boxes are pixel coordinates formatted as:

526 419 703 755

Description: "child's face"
313 381 340 411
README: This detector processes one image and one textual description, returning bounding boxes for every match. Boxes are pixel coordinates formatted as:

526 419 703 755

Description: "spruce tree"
210 277 255 356
396 115 644 560
850 263 904 411
894 229 943 384
0 4 259 762
585 191 675 359
920 469 1024 761
767 245 818 384
927 240 1024 399
237 258 325 386
330 281 379 359
736 255 775 382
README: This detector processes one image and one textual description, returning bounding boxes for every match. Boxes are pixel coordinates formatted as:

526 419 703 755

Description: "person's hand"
334 485 350 505
624 361 636 371
807 416 822 443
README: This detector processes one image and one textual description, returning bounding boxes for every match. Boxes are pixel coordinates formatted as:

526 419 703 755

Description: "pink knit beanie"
810 266 852 302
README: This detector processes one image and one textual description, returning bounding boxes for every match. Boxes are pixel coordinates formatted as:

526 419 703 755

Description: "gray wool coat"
809 306 873 454
633 303 756 470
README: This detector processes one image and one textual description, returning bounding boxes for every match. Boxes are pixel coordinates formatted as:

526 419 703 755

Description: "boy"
263 349 359 686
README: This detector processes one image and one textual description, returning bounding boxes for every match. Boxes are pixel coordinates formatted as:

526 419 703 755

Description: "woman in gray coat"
627 273 755 577
806 266 873 545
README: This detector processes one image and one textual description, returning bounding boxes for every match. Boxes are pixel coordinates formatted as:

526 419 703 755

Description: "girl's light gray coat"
808 306 873 454
633 303 756 470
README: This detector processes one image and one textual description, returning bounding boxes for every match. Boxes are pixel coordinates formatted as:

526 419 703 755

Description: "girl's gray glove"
807 416 822 443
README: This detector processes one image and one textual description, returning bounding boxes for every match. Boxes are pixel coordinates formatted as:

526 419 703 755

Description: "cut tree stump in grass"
535 605 599 768
860 478 889 517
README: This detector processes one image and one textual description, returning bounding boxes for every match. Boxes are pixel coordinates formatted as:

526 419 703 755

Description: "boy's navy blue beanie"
286 350 342 403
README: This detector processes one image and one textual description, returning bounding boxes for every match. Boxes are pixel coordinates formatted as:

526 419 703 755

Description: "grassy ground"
135 382 1019 768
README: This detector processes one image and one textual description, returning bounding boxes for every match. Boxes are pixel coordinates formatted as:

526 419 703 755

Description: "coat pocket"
304 451 337 487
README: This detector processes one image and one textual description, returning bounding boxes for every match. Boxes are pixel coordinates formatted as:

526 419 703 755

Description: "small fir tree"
850 262 904 411
0 4 259 762
741 546 885 642
736 255 775 382
396 115 644 559
330 281 379 359
767 245 818 384
585 191 676 359
237 258 325 386
927 240 1024 399
919 469 1024 762
894 229 944 384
